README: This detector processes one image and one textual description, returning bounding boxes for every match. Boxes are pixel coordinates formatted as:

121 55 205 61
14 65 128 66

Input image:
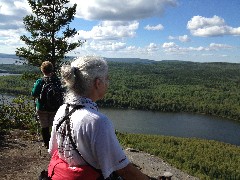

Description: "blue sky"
0 0 239 62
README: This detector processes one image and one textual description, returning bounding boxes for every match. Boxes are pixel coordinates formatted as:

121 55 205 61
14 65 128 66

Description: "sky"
0 0 240 63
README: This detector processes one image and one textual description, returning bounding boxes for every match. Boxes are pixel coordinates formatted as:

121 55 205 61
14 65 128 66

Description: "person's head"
41 61 54 75
61 56 109 101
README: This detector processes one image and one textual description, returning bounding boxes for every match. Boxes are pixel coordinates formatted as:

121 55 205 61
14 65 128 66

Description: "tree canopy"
16 0 83 71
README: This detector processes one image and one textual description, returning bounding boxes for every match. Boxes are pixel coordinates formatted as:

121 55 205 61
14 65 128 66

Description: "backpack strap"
41 76 50 83
39 77 50 100
56 104 83 131
42 76 58 84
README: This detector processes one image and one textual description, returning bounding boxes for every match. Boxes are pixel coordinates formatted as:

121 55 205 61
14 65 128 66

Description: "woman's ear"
94 78 101 89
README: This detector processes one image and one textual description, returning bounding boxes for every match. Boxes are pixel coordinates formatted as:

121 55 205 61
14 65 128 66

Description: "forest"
1 60 240 179
1 60 240 121
103 60 240 122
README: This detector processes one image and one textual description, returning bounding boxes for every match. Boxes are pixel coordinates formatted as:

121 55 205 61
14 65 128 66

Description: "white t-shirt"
48 97 129 179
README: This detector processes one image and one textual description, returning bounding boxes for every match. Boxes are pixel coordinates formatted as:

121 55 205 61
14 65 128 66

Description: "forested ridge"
0 64 38 74
99 60 240 122
1 60 240 121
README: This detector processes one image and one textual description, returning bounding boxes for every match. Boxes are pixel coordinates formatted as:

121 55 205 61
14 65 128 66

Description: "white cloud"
162 42 180 52
72 21 139 41
14 0 31 13
162 42 234 54
179 35 191 42
162 42 178 48
188 46 205 51
111 42 126 51
0 0 30 30
0 0 30 16
144 24 164 31
187 15 240 37
168 35 191 42
73 41 161 58
126 46 137 51
187 15 224 30
123 43 160 56
0 0 29 16
70 0 178 21
0 28 27 42
147 43 159 52
75 40 127 53
209 43 233 50
0 1 15 16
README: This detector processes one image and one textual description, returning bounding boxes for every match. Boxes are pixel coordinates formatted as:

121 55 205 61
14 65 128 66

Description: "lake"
0 57 20 64
100 108 240 146
0 73 21 76
0 57 22 76
1 93 240 146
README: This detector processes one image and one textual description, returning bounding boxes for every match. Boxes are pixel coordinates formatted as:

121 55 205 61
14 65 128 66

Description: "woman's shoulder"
54 104 68 121
89 109 112 128
89 108 109 120
78 108 110 125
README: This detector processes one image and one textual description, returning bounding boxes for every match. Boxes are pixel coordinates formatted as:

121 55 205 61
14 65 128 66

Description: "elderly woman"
48 56 149 180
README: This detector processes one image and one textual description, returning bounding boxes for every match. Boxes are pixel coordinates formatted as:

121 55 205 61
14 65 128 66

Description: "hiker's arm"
31 79 42 97
116 163 150 180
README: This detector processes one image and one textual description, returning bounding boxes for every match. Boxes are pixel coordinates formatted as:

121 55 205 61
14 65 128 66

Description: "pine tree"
16 0 83 71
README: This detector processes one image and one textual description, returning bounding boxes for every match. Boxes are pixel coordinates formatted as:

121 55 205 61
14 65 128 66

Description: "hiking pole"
36 114 42 156
34 98 42 156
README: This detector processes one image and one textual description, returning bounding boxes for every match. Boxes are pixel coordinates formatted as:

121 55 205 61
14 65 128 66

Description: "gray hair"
61 56 108 96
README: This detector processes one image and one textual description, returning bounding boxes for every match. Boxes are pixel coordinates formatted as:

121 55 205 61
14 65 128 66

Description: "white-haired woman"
48 56 149 180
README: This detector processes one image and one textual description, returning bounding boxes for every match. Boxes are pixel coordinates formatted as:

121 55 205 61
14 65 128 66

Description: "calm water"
0 57 22 76
0 57 19 64
100 108 240 146
0 73 21 76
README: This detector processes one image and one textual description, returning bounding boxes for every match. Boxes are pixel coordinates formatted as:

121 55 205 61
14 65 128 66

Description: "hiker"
48 56 149 179
31 61 63 149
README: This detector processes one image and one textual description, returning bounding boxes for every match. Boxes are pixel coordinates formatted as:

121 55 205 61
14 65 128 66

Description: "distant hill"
105 57 155 64
1 53 238 65
0 53 155 64
0 53 19 59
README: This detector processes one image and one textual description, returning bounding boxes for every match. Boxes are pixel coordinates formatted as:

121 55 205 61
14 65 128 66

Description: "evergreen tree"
16 0 83 71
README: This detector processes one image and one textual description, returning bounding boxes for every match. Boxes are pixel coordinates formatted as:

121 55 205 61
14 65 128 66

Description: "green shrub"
0 95 37 135
116 132 240 180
